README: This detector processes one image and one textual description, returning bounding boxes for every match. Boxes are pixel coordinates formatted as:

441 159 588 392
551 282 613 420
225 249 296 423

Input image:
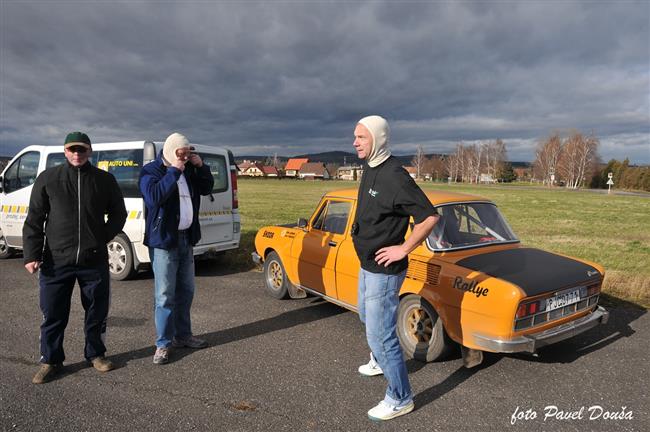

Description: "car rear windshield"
426 202 518 251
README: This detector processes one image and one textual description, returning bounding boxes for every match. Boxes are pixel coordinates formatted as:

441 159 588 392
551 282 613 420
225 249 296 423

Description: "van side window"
3 151 40 194
46 153 67 169
93 149 143 198
199 153 228 193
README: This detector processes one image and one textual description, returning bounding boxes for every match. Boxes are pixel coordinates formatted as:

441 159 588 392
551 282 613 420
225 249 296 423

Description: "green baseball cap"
64 131 91 149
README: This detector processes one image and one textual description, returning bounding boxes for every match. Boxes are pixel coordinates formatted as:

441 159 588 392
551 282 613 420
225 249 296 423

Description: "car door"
295 199 352 299
0 151 41 247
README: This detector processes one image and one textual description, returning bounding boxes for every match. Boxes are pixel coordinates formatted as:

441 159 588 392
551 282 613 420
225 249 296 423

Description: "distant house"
514 167 531 181
403 166 417 179
299 162 330 180
480 173 497 183
238 160 265 177
261 165 279 177
284 158 309 177
337 165 363 181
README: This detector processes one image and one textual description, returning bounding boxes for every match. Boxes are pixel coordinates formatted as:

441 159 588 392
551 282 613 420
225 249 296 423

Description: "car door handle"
328 241 337 247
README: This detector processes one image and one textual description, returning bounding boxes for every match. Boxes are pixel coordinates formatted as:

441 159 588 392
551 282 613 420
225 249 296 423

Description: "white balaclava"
162 132 190 166
358 115 391 167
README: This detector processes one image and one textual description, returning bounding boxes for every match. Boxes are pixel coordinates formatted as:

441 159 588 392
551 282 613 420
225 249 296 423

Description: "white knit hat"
162 132 190 166
358 115 391 167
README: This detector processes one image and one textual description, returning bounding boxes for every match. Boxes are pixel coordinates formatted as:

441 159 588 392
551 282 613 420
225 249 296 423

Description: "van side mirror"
298 218 308 228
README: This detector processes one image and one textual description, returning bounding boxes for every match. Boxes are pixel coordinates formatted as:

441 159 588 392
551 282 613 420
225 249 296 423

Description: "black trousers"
38 262 110 364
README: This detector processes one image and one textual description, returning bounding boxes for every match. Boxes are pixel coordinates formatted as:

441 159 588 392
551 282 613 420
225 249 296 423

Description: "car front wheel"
107 234 136 280
397 294 452 362
263 251 291 299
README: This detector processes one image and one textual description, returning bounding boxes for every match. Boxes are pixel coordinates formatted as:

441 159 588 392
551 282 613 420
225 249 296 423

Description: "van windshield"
426 202 518 251
94 150 143 198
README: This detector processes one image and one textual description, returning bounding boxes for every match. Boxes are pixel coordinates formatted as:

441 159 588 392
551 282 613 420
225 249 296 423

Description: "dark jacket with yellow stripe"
23 161 127 266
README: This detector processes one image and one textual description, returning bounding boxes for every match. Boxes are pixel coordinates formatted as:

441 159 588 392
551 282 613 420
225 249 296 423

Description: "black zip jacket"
23 161 127 266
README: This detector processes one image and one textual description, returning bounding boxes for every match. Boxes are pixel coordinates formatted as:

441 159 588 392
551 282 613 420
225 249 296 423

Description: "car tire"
0 232 14 259
263 251 291 299
397 294 451 362
107 234 136 281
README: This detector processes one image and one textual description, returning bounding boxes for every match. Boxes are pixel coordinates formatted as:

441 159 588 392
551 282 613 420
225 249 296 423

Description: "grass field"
228 178 650 308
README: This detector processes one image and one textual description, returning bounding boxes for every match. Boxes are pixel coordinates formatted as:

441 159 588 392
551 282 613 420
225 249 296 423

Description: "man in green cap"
23 131 127 384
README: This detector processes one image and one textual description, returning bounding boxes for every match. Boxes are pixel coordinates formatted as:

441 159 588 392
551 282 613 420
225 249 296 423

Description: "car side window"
311 202 327 230
3 151 40 193
321 201 351 235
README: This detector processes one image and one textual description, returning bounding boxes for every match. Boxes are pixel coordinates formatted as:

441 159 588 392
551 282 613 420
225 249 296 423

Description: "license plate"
546 289 581 311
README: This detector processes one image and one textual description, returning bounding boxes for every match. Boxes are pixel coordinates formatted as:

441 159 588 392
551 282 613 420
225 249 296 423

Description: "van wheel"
107 234 136 280
263 251 290 299
0 232 14 259
397 294 451 362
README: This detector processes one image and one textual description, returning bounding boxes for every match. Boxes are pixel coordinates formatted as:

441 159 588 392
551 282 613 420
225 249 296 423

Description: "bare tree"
558 131 599 189
411 145 426 179
534 133 563 186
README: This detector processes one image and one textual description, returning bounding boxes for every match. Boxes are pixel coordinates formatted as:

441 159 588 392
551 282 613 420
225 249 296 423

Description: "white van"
0 141 240 279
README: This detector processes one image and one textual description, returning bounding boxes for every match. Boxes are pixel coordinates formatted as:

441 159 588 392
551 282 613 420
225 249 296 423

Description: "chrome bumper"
473 306 609 353
251 252 262 265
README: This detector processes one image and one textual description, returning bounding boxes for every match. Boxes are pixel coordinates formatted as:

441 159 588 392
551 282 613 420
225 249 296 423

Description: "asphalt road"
1 256 648 432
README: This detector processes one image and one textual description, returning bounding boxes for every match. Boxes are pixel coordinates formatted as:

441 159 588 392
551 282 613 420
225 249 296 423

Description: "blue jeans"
358 268 412 406
150 231 196 348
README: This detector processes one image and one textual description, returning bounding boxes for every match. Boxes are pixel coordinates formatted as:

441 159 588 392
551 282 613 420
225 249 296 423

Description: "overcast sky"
1 1 649 163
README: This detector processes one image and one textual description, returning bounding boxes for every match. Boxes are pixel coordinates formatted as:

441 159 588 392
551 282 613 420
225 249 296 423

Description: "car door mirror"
298 218 308 228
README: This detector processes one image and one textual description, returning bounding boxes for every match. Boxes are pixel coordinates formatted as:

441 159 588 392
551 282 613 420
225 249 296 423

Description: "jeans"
150 231 195 348
358 268 412 406
38 262 110 363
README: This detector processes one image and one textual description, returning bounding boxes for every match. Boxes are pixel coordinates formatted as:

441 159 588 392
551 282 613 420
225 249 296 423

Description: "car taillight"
516 300 544 319
230 169 238 209
587 284 600 297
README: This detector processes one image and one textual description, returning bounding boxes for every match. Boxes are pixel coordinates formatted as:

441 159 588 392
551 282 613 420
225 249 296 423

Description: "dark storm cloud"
1 1 648 163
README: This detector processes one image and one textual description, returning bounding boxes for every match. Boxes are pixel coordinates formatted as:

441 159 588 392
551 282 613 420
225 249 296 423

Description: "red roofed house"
403 166 417 179
261 165 279 177
284 158 309 177
299 162 331 180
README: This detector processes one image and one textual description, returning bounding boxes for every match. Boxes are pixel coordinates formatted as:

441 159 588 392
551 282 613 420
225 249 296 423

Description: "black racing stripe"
456 248 601 296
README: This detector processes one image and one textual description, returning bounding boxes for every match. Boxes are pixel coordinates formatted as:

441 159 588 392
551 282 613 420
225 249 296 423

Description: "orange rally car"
252 189 609 367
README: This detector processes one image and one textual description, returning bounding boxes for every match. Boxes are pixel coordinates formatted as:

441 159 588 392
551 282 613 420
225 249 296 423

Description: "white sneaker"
367 400 415 421
358 352 383 377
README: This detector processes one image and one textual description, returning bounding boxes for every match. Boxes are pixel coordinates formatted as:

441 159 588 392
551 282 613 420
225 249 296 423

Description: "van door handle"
328 241 337 247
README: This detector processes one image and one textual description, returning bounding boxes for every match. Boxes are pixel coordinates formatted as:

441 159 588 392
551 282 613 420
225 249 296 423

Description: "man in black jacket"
351 116 439 421
23 132 127 384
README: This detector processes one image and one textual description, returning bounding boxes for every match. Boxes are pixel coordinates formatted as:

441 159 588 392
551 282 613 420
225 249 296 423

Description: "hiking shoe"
367 400 415 421
32 363 62 384
172 336 208 349
358 353 383 377
153 347 170 365
90 356 114 372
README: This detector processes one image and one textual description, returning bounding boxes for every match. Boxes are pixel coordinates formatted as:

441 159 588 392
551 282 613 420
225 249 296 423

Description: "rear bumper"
251 252 262 265
473 306 609 353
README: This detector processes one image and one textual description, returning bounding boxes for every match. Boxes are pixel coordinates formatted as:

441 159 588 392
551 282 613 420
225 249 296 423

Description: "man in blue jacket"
139 132 214 365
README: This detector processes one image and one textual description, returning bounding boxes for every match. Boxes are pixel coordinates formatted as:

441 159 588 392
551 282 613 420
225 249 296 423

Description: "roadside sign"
607 179 614 185
608 172 613 178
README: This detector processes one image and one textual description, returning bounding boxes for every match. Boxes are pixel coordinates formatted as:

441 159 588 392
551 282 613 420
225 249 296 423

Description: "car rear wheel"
107 234 136 280
397 294 451 362
263 251 290 299
0 232 14 259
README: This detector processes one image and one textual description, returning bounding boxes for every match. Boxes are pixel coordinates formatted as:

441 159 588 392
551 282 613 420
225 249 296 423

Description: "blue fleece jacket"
139 153 214 249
